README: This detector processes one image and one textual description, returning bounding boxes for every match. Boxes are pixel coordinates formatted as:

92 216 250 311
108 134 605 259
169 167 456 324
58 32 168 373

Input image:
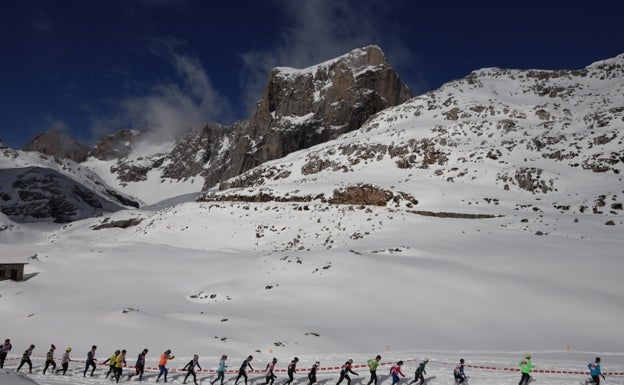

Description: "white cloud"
239 0 419 113
92 41 231 144
44 117 70 133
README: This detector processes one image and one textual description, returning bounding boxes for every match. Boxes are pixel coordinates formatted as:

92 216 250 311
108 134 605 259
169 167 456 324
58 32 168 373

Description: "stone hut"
0 263 28 281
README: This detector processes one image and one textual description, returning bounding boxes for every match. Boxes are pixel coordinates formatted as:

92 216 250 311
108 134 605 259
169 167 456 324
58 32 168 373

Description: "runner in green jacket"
367 355 382 385
518 354 535 385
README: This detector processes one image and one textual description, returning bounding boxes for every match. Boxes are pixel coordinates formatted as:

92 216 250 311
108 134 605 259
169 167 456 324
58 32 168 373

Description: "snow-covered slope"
1 54 623 385
81 144 204 206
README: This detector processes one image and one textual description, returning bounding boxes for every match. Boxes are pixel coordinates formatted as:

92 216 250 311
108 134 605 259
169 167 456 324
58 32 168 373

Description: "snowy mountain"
1 50 623 385
0 147 139 222
22 128 90 163
23 46 412 206
214 53 624 220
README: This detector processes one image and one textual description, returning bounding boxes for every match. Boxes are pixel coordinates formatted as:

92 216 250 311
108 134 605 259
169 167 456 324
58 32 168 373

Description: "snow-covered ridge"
0 148 137 206
274 45 385 76
0 148 139 222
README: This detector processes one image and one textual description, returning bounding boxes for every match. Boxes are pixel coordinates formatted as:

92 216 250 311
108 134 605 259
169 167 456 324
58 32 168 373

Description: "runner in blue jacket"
211 355 228 385
588 357 605 384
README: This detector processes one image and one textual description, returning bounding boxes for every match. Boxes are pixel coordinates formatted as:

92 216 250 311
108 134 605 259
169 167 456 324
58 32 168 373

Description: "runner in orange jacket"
156 349 175 382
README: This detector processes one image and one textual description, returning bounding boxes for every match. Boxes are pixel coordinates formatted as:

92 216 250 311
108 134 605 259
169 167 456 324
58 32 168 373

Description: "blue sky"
1 0 623 148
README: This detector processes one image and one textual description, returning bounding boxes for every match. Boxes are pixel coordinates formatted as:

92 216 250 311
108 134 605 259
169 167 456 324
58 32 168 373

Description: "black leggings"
409 372 424 385
367 371 378 385
57 362 69 375
236 370 249 385
519 373 531 385
133 365 145 380
84 361 96 376
43 359 56 374
337 371 352 385
17 358 33 373
185 369 198 384
0 352 7 368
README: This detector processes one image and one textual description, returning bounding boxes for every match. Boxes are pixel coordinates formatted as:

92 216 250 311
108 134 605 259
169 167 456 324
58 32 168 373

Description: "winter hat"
51 344 56 350
66 347 72 352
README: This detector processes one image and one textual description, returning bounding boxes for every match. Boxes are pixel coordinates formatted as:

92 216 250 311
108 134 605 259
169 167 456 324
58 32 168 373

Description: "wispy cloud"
239 0 420 113
45 118 70 133
92 38 231 143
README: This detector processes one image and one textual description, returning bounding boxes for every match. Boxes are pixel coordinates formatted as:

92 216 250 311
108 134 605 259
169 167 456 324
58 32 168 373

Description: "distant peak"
23 128 90 163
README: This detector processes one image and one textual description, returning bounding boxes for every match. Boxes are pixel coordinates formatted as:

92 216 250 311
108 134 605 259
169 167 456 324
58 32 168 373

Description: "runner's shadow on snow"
422 376 436 385
349 375 371 385
138 372 158 382
198 374 215 383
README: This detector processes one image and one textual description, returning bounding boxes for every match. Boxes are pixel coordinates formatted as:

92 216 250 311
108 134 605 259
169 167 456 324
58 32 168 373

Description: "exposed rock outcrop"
203 45 413 188
23 129 90 163
88 129 144 161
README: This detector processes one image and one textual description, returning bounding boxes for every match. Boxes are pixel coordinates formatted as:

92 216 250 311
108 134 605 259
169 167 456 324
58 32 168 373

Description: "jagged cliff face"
22 129 90 163
161 122 227 180
201 45 413 188
89 129 144 161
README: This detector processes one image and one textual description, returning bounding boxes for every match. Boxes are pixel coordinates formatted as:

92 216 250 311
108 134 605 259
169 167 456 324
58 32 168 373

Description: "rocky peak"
88 129 144 160
203 45 413 188
22 128 90 163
